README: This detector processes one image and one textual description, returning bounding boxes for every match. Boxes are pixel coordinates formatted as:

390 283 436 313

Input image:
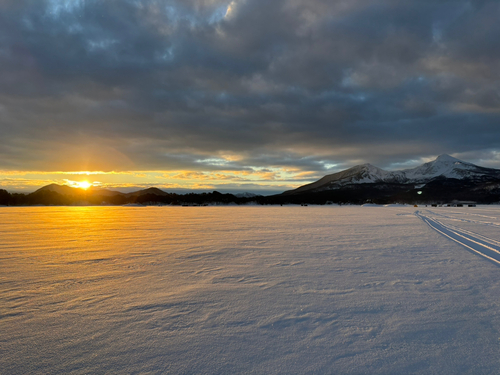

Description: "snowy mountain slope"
287 154 500 195
292 164 397 194
400 154 498 181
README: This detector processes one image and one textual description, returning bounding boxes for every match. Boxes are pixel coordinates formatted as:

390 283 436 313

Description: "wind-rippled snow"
1 206 500 374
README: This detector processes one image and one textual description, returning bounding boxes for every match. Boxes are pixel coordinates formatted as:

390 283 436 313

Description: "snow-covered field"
1 206 500 374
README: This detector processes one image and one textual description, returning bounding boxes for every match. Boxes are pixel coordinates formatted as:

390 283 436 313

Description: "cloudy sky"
1 0 500 193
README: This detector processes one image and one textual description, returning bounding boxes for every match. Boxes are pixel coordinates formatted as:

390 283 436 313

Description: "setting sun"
74 181 92 190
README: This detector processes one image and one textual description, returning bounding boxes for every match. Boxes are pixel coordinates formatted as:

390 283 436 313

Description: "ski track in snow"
416 210 500 265
422 210 500 227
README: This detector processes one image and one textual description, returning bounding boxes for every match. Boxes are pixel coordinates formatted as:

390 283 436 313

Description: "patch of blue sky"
159 3 217 29
318 88 368 103
196 158 231 167
156 46 175 62
45 0 85 18
388 159 425 170
350 93 367 102
318 161 339 170
208 5 230 24
216 92 229 102
432 23 443 44
87 39 119 52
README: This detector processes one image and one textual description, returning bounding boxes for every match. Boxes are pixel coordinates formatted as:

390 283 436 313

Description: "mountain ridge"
285 154 500 195
4 154 500 205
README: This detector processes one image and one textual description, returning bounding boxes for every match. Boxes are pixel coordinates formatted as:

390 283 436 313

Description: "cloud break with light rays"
1 0 500 194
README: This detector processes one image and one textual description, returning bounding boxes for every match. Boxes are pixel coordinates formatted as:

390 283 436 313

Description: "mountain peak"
434 154 461 163
354 163 384 172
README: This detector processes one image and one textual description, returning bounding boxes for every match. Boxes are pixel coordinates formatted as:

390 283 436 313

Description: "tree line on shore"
0 187 382 206
0 188 257 206
1 180 497 206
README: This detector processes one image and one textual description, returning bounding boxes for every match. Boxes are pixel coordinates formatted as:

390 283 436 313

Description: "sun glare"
75 181 92 190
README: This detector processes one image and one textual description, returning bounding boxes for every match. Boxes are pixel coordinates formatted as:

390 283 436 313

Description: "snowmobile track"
416 210 500 266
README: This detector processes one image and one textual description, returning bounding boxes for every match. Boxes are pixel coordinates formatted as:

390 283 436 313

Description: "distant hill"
125 187 170 197
88 187 124 197
35 183 81 195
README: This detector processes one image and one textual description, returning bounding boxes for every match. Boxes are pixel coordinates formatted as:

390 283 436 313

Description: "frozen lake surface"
1 206 500 374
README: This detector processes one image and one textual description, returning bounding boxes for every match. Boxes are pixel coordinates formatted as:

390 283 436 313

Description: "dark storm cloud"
1 0 500 173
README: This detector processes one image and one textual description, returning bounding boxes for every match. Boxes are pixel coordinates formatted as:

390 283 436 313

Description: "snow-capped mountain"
400 154 498 182
287 154 500 194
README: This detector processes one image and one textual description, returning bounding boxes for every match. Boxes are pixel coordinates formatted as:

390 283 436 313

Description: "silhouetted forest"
0 188 259 206
0 187 387 206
